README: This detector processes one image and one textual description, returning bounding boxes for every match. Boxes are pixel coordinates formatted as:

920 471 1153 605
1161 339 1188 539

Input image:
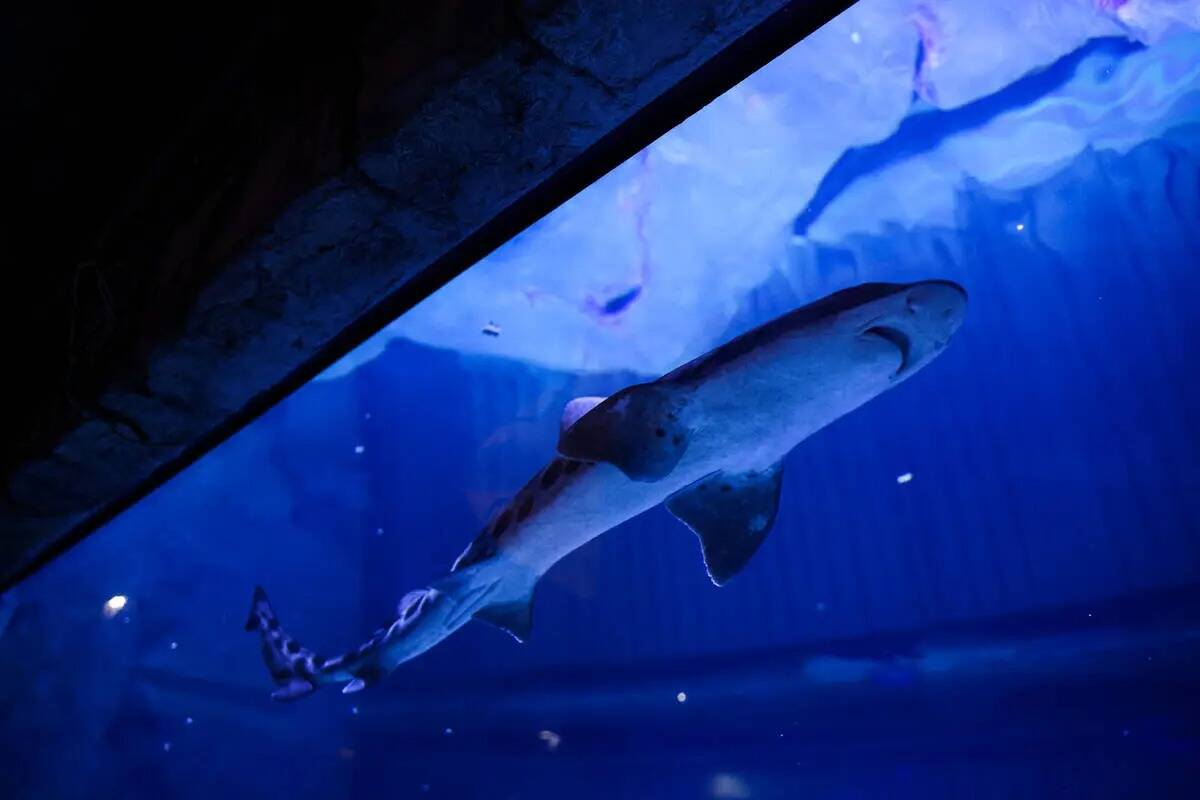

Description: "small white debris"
538 730 562 751
103 595 127 619
375 527 384 536
169 641 178 651
364 412 372 420
444 727 454 736
676 691 687 703
354 445 365 454
185 717 193 726
351 706 359 716
482 321 502 337
1015 222 1026 232
896 472 913 485
850 31 862 44
162 742 172 753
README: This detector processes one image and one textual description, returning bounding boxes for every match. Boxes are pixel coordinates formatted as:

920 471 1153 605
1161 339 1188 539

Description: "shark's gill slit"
865 325 911 374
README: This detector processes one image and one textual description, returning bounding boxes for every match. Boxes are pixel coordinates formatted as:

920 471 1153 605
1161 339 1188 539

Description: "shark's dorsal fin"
475 596 534 643
666 462 784 586
557 384 689 482
560 396 606 435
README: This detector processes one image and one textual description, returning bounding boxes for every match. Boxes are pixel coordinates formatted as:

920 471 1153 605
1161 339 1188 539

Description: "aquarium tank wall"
2 0 1199 797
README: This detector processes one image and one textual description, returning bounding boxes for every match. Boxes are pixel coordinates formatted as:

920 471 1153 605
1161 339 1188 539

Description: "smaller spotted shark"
247 280 966 701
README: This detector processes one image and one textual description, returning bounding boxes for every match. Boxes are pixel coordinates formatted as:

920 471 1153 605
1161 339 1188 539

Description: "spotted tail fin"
244 586 335 702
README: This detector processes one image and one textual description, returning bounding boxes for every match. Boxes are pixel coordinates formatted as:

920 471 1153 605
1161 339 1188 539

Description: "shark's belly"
682 334 901 473
498 462 682 574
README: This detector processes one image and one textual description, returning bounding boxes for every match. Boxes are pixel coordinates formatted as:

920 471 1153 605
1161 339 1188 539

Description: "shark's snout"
905 280 967 338
853 280 966 379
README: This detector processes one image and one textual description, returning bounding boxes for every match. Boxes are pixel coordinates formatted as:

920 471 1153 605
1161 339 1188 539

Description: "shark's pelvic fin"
475 597 534 643
560 396 607 435
666 462 784 586
557 384 689 481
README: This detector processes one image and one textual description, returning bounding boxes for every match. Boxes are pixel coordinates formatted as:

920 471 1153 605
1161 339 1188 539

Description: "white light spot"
850 31 862 44
185 717 193 726
354 445 365 454
103 595 127 619
1087 612 1093 618
676 691 687 703
538 729 562 751
375 527 384 536
364 412 372 420
896 472 913 485
444 727 454 736
169 641 178 651
162 741 172 753
351 706 359 716
1015 222 1026 232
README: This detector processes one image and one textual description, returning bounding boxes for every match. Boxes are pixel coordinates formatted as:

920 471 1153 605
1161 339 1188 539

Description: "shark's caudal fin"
244 587 325 701
557 384 690 481
666 462 784 586
245 586 400 702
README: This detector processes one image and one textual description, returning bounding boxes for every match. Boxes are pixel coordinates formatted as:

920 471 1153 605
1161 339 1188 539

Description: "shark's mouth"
864 325 911 376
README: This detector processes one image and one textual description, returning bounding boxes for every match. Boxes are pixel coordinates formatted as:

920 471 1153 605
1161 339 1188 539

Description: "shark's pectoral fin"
667 462 784 586
475 597 534 643
557 384 689 482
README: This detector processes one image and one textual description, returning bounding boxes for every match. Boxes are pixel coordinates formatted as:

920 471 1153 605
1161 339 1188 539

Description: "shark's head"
849 280 967 380
768 279 965 390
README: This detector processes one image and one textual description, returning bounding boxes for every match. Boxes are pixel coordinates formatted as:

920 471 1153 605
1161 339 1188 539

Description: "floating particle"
185 717 193 726
420 785 430 793
1122 729 1130 737
676 692 687 703
444 727 454 736
354 445 365 454
850 31 862 44
169 641 178 651
103 595 127 619
538 730 562 751
482 321 502 337
896 472 913 485
162 742 172 753
1015 222 1026 232
375 528 384 536
816 601 827 612
351 706 359 716
364 412 372 420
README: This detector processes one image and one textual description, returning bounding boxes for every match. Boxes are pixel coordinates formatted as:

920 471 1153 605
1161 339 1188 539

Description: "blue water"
3 4 1200 798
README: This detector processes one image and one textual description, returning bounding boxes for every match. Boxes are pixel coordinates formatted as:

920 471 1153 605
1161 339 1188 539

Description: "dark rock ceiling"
1 1 850 589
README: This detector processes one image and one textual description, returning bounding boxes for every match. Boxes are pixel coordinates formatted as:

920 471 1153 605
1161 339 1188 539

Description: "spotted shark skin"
247 280 967 701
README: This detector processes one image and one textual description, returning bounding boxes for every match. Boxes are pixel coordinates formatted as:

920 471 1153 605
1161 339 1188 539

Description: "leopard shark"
246 280 967 701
